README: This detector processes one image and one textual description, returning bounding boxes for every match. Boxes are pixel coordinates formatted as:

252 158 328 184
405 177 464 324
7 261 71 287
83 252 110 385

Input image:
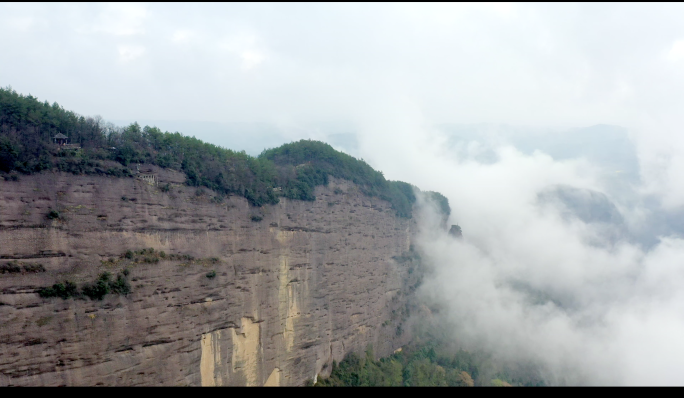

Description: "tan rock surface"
0 171 420 386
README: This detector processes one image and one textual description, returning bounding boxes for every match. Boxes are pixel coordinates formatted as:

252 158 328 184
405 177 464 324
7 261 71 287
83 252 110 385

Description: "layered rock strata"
0 170 419 386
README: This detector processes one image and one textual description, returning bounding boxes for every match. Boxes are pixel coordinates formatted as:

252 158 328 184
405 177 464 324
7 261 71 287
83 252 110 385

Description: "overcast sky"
6 3 684 385
3 3 684 126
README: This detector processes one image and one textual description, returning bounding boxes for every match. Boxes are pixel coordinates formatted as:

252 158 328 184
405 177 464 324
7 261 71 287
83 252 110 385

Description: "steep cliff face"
0 170 421 386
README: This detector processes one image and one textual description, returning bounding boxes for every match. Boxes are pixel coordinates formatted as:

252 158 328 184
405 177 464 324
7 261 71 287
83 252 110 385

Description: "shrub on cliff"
82 271 132 300
109 273 131 296
1 262 46 274
38 281 78 299
81 272 112 300
39 271 131 300
0 262 21 274
22 263 46 273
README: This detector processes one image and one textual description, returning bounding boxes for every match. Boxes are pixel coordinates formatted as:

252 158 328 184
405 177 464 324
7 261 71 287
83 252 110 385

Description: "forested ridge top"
0 87 449 218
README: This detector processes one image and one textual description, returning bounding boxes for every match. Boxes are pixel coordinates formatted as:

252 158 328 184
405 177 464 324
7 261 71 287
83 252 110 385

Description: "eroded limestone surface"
0 172 419 386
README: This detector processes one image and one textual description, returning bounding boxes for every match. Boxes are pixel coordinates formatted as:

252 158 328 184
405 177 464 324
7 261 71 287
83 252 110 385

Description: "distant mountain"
439 123 640 184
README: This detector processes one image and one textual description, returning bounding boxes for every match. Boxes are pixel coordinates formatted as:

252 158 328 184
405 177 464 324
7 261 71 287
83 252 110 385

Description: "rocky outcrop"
0 170 421 386
448 225 462 239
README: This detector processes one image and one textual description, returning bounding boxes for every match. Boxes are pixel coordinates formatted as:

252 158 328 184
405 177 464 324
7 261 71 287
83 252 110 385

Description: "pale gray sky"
3 3 684 126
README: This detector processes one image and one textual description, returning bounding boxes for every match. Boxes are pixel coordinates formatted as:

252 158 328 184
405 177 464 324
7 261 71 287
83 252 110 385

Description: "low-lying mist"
358 120 684 385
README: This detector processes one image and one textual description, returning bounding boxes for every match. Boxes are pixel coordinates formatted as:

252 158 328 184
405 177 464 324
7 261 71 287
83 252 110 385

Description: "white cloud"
240 50 266 70
219 32 268 71
117 44 146 62
407 136 684 384
172 29 193 44
666 39 684 62
4 16 35 32
95 3 147 36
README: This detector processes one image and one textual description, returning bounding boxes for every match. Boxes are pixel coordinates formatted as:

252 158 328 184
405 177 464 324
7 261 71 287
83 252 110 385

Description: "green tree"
0 87 451 218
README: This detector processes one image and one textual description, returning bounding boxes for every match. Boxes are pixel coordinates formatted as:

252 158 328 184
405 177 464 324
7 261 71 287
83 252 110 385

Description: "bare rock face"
0 171 420 386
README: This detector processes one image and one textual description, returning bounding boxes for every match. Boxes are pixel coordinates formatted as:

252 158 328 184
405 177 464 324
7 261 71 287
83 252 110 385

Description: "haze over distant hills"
440 123 639 181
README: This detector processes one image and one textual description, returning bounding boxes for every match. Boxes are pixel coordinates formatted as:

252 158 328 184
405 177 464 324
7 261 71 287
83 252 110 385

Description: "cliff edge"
0 171 422 386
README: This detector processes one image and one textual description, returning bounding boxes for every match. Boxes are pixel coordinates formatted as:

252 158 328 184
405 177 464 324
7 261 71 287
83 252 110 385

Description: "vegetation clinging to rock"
38 271 131 300
1 261 46 274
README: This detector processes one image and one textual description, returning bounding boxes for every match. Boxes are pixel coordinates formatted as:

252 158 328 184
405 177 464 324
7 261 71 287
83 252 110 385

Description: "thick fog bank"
403 126 684 385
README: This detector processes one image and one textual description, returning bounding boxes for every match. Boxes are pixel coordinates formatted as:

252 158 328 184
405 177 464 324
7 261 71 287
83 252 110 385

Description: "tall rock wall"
0 170 420 386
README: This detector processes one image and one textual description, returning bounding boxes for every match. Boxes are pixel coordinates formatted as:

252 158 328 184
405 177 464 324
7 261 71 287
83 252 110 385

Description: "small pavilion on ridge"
53 133 68 146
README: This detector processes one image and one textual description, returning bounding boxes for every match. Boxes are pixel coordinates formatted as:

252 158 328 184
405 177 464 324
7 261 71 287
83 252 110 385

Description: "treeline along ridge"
0 87 448 218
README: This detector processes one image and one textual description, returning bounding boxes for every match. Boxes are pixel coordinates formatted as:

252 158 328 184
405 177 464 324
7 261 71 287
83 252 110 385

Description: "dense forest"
313 342 545 387
0 87 448 218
